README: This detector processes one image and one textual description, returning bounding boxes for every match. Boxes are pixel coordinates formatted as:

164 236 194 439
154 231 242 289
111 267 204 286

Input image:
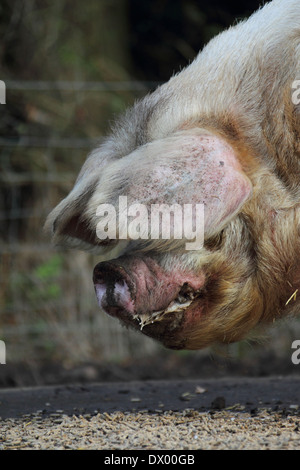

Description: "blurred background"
1 0 299 387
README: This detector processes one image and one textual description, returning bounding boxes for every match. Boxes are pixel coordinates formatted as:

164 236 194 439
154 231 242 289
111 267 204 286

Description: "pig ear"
44 174 119 253
91 130 253 240
173 131 253 238
44 145 125 254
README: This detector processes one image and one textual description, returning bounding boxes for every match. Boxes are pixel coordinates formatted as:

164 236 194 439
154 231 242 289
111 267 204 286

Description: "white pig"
46 0 300 349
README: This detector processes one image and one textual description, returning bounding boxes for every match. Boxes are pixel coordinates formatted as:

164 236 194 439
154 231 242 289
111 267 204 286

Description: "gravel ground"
1 376 300 450
1 407 300 450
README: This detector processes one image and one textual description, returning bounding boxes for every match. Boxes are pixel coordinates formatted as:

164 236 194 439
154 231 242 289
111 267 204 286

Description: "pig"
45 0 300 350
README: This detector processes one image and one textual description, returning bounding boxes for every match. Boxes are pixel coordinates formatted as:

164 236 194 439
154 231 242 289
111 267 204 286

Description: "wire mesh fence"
0 79 172 366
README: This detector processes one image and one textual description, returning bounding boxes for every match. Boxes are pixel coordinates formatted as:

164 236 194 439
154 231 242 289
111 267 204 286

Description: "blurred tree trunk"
98 0 132 77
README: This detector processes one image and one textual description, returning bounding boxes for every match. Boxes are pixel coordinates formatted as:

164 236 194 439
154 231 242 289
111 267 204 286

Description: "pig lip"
132 284 203 330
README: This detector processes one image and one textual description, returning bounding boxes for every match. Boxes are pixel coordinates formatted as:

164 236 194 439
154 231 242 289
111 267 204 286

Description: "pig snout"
93 255 206 348
93 260 136 317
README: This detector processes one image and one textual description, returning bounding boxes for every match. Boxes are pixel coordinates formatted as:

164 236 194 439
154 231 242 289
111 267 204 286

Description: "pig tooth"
134 313 151 330
133 297 196 330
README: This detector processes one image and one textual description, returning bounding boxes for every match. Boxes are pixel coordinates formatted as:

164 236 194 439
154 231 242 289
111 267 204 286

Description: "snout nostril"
93 261 136 315
93 261 135 292
93 261 128 284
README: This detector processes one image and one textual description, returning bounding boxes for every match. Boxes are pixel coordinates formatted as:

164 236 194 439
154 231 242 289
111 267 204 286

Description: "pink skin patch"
120 132 252 240
93 255 205 321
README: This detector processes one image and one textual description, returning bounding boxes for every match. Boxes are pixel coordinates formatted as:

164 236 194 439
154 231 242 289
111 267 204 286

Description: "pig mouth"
93 255 205 347
133 283 200 330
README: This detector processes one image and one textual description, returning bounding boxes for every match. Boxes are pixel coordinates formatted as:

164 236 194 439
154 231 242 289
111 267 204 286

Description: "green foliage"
11 255 63 305
33 254 63 281
31 255 63 302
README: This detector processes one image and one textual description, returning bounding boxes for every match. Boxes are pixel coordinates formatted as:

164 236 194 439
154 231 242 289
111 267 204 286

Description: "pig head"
45 0 300 350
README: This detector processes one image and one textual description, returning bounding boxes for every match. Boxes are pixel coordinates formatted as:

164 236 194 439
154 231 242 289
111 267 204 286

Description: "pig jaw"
92 251 270 350
93 255 206 349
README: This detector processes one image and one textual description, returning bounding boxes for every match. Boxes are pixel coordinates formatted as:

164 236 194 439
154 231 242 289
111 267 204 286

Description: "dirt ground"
1 376 300 450
1 353 300 450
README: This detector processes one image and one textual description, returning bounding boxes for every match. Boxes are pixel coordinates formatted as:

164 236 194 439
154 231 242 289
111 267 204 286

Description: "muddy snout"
93 254 206 322
93 260 136 318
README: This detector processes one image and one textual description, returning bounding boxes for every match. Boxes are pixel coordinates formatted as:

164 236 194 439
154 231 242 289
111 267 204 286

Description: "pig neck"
199 117 300 322
241 175 300 322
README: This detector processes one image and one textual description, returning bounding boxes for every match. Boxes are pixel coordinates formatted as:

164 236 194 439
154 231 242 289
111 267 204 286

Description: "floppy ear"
88 129 253 242
44 146 120 254
44 175 104 252
46 129 252 253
